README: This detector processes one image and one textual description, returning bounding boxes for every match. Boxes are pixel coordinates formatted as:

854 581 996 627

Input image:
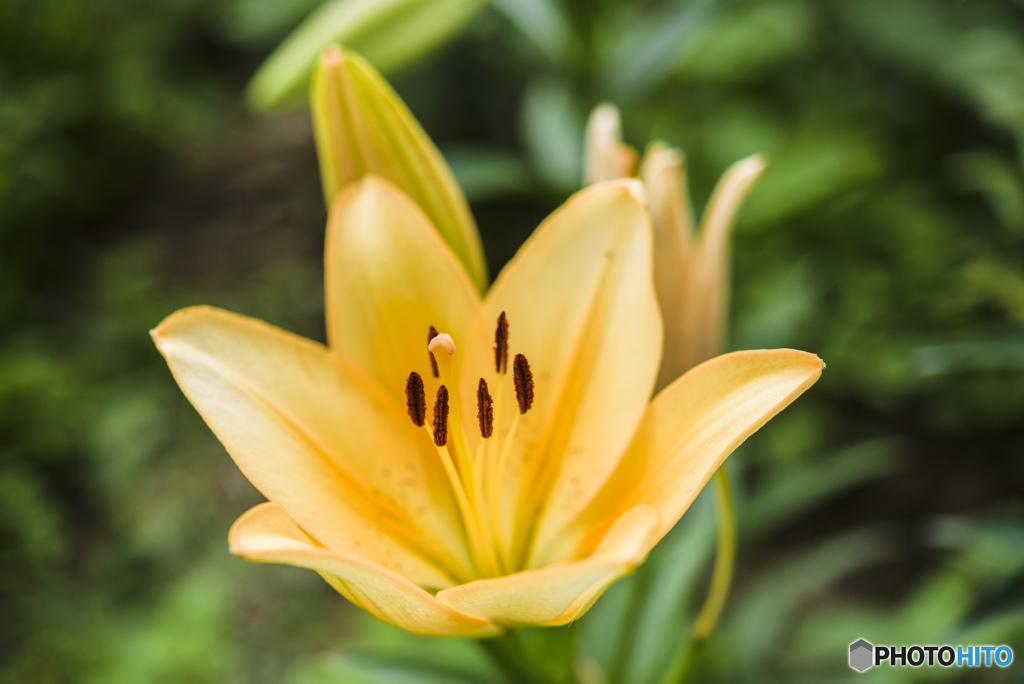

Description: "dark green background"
2 0 1023 681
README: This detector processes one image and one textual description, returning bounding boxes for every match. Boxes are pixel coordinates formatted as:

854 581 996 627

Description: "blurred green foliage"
245 0 489 110
2 0 1024 682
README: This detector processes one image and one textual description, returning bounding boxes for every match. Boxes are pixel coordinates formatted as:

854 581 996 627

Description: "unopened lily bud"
311 45 488 291
640 142 694 354
580 106 767 388
582 103 638 185
648 151 767 389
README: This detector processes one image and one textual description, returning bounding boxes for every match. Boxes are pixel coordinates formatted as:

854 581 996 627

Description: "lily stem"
478 633 548 684
657 467 735 684
691 464 736 641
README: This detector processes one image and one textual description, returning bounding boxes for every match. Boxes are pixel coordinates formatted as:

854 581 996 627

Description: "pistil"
428 334 475 492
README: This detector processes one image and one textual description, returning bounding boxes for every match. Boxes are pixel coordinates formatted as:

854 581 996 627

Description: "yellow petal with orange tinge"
436 505 659 626
460 180 662 569
230 503 498 637
326 176 481 408
312 47 488 290
576 349 823 556
151 306 472 587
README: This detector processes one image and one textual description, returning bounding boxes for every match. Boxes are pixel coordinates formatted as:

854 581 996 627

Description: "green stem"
691 465 736 641
478 633 547 684
657 468 735 684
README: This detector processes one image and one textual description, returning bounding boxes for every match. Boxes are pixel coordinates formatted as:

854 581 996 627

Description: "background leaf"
246 0 489 110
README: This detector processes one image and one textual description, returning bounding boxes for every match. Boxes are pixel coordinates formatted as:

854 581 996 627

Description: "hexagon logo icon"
849 639 874 672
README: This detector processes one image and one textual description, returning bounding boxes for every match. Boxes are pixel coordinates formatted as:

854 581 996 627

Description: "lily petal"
436 504 659 626
312 47 488 290
576 349 823 556
230 503 498 637
639 142 694 258
152 306 472 587
461 180 662 569
582 103 637 185
326 176 481 407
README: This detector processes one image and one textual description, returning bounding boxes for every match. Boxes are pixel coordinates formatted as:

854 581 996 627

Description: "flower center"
403 312 535 578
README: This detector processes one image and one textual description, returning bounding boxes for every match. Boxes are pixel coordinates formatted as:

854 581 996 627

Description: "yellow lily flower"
311 45 488 292
152 176 822 636
583 103 766 387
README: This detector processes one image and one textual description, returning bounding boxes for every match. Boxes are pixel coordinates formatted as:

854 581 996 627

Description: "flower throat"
403 312 535 578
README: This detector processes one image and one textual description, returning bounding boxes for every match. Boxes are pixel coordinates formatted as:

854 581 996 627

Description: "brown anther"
427 325 440 378
513 353 535 414
477 378 494 439
432 385 449 447
494 312 509 374
405 372 426 427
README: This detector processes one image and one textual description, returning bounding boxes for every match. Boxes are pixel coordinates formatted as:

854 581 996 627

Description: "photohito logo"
849 639 873 672
848 639 1013 673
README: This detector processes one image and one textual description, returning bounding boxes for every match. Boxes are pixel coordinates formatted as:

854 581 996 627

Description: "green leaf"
678 0 818 83
288 653 496 684
718 530 889 676
733 261 821 354
840 0 1024 151
220 0 323 45
733 123 885 228
247 0 488 111
949 151 1024 234
491 0 571 66
742 437 906 538
521 78 585 193
599 0 718 103
444 146 536 202
516 627 577 684
578 491 715 684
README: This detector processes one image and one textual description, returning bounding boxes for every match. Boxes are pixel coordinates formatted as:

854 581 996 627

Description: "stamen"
494 312 509 374
477 378 494 438
432 385 449 447
427 326 440 378
513 353 535 414
405 372 426 427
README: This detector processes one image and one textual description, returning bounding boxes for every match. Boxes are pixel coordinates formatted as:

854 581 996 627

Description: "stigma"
428 332 456 356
